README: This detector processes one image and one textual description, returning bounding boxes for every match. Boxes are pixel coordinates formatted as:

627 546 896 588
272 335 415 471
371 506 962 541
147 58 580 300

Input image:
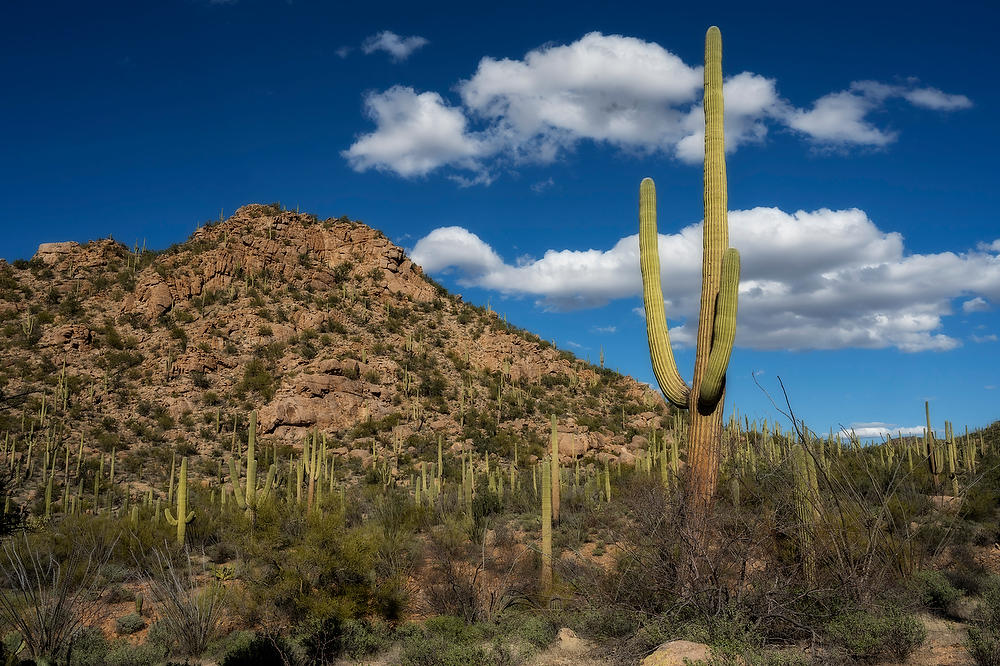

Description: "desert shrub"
340 618 394 658
103 638 172 666
968 627 1000 666
67 627 110 666
219 632 299 666
301 615 344 664
145 548 227 657
399 617 489 666
115 612 147 635
496 612 557 649
912 569 962 615
965 577 1000 665
0 531 117 663
825 607 925 661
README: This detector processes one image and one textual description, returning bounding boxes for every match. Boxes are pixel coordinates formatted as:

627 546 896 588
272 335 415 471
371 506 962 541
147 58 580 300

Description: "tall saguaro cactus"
229 410 276 526
640 26 741 516
550 414 560 524
165 457 195 545
540 456 553 600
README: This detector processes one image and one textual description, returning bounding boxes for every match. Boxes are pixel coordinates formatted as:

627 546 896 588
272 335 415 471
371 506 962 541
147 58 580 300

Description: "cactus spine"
164 456 195 544
640 27 740 519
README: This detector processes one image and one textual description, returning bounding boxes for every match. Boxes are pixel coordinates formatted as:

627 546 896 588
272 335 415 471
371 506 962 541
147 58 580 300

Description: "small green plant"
912 569 962 616
826 607 925 661
115 612 147 636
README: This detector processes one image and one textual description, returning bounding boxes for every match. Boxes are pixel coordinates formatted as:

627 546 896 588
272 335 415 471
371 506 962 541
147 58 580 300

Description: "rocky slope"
0 203 667 478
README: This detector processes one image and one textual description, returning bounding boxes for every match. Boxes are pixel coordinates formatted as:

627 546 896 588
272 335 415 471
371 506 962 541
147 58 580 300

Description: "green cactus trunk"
229 411 275 526
550 415 560 525
791 444 820 585
164 456 195 545
640 27 740 525
540 457 553 600
925 401 941 488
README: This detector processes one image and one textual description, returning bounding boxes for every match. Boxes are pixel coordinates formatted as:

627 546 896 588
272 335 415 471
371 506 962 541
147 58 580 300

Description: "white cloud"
345 33 970 179
971 334 998 343
531 177 555 193
902 87 973 110
786 80 974 147
963 296 990 313
336 46 352 59
411 226 505 276
840 424 926 438
785 88 896 147
361 31 428 62
592 325 617 334
342 87 489 177
410 207 1000 352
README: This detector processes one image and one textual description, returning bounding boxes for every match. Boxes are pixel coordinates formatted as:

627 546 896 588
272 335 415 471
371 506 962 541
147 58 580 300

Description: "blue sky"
2 0 998 438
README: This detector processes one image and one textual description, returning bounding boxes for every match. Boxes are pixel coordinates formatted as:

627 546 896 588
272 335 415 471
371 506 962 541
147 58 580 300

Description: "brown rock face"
40 324 92 350
35 241 80 265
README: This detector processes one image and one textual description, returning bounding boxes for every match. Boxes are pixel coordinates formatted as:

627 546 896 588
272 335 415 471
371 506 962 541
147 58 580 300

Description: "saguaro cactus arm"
228 457 247 510
639 178 691 409
698 247 740 410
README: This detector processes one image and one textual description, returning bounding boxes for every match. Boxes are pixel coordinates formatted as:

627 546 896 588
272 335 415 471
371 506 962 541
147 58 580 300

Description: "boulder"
35 241 79 265
641 640 711 665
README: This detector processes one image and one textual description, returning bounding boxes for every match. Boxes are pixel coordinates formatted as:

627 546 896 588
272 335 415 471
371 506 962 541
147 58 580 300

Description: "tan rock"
628 435 649 451
35 241 79 265
641 640 711 665
40 324 92 350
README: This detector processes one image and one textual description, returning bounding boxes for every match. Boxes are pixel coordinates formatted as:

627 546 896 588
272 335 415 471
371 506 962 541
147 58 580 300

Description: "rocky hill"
0 203 667 477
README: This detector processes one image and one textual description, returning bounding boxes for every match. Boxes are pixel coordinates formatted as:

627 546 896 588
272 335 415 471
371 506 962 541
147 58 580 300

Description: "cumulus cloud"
344 32 971 179
361 30 428 61
410 207 1000 352
785 88 896 147
342 87 488 177
902 87 973 110
786 80 973 147
840 424 927 438
971 334 998 343
963 296 990 313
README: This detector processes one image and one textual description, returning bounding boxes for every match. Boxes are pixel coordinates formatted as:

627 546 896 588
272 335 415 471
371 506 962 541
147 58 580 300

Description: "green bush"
825 607 926 661
115 612 147 635
219 632 299 666
965 577 1000 665
400 633 487 666
912 569 962 615
966 627 1000 666
68 627 110 666
340 619 393 658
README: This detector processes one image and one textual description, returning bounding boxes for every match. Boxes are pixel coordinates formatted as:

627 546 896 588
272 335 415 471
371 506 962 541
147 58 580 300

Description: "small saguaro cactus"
228 410 276 526
925 401 942 488
550 415 560 524
790 444 821 584
165 457 195 544
640 26 741 519
540 456 553 600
